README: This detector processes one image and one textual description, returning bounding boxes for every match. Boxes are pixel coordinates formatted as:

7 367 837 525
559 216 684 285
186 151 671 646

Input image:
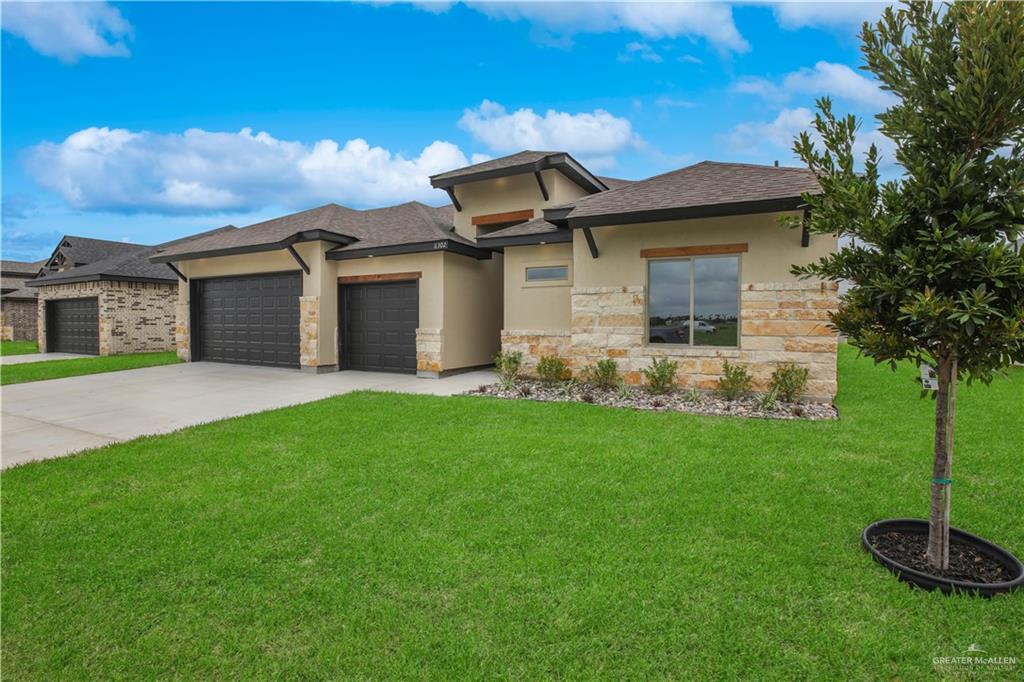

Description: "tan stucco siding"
441 252 503 370
571 211 836 287
451 169 590 240
502 243 573 331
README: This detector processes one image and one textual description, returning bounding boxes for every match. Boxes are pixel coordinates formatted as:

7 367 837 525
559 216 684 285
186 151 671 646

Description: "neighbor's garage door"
342 281 418 373
46 298 99 355
193 271 301 368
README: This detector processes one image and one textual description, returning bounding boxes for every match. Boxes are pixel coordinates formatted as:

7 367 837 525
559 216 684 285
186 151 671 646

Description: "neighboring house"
28 231 232 355
1 259 46 341
150 150 838 400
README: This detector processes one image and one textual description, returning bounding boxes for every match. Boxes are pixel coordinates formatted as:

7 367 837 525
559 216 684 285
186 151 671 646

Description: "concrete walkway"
1 362 494 468
1 352 90 365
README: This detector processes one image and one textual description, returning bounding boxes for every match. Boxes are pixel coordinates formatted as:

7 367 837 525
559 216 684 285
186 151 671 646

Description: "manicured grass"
0 340 38 356
2 347 1022 679
0 351 180 385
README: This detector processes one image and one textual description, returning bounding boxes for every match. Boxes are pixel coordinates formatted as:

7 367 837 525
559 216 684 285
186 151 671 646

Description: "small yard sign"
920 364 939 391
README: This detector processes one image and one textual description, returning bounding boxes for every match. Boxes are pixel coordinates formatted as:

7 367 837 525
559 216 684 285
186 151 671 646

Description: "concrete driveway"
1 362 493 469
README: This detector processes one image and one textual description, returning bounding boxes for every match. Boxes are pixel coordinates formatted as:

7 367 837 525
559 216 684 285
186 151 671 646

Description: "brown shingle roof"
477 217 565 241
152 202 465 261
562 161 819 226
430 151 556 183
430 150 608 193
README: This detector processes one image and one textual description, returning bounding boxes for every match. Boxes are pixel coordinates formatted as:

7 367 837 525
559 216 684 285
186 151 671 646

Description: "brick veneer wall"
1 298 38 341
503 281 839 402
36 280 176 355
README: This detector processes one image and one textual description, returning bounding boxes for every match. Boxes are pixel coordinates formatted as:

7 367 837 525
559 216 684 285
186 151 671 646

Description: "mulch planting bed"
870 531 1011 584
469 380 838 421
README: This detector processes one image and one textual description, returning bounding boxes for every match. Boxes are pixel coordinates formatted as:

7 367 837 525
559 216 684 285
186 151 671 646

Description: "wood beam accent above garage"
471 209 534 227
339 272 422 284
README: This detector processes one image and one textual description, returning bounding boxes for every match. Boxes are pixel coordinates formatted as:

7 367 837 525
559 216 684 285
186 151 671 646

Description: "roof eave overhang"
149 229 355 263
326 239 493 261
431 153 608 194
566 196 809 229
27 274 176 287
475 230 573 249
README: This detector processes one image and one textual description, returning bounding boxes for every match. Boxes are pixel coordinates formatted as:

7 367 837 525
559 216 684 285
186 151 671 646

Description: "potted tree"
790 1 1024 595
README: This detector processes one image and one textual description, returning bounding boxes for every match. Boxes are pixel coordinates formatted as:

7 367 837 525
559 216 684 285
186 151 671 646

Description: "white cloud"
459 100 637 165
26 127 467 214
419 1 749 52
733 61 896 109
723 107 816 153
1 1 132 63
722 107 898 168
771 2 886 31
619 41 663 63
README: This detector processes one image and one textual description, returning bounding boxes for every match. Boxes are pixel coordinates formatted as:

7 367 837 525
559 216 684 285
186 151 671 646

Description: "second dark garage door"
46 298 99 355
341 280 418 373
193 271 301 368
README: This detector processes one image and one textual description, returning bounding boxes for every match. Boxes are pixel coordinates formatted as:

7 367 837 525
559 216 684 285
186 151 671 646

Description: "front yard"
0 351 180 385
2 346 1021 678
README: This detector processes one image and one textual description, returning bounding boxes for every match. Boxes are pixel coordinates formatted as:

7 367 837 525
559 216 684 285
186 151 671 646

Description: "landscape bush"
494 350 522 390
581 359 620 388
537 356 570 385
770 363 810 403
716 360 752 400
642 357 678 394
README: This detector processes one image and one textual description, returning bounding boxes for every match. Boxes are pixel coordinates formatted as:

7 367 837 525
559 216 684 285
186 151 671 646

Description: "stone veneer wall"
174 302 190 361
416 328 443 376
503 281 839 402
37 281 176 355
1 298 38 341
299 295 319 368
500 330 572 374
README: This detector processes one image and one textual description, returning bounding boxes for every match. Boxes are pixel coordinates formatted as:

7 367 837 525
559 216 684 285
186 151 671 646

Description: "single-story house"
28 230 232 355
1 259 46 341
151 150 838 400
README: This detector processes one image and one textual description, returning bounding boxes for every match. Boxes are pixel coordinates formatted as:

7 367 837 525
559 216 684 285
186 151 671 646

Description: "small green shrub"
616 379 633 401
537 355 570 385
716 360 752 400
581 359 619 388
494 350 523 390
757 389 779 411
642 357 678 394
684 387 703 404
770 363 810 403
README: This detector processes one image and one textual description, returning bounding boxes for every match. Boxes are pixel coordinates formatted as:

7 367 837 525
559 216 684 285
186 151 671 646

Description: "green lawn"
0 351 180 385
0 340 38 356
2 347 1021 679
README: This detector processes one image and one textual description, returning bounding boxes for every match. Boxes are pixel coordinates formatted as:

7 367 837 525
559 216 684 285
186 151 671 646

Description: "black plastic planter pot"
862 519 1024 597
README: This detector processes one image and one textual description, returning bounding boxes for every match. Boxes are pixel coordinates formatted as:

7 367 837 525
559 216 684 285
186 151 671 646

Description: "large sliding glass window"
647 255 739 347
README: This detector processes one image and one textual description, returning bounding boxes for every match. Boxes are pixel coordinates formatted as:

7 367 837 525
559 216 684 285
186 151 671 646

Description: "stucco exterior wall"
501 212 840 400
1 298 38 341
36 280 176 355
442 251 503 371
502 243 573 331
452 169 591 240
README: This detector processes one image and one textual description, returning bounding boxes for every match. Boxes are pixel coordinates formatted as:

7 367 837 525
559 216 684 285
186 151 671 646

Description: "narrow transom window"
526 265 569 282
647 255 739 347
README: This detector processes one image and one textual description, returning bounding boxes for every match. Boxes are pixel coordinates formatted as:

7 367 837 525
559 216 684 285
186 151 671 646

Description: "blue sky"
1 1 892 261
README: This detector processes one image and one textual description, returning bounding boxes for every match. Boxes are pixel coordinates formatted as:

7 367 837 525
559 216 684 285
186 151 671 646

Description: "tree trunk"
927 354 957 570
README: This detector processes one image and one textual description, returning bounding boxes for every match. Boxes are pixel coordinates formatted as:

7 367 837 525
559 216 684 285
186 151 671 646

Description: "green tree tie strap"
932 478 953 485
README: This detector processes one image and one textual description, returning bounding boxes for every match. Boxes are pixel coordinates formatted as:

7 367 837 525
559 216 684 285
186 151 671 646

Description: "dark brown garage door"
193 271 301 368
46 298 99 355
341 281 418 373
